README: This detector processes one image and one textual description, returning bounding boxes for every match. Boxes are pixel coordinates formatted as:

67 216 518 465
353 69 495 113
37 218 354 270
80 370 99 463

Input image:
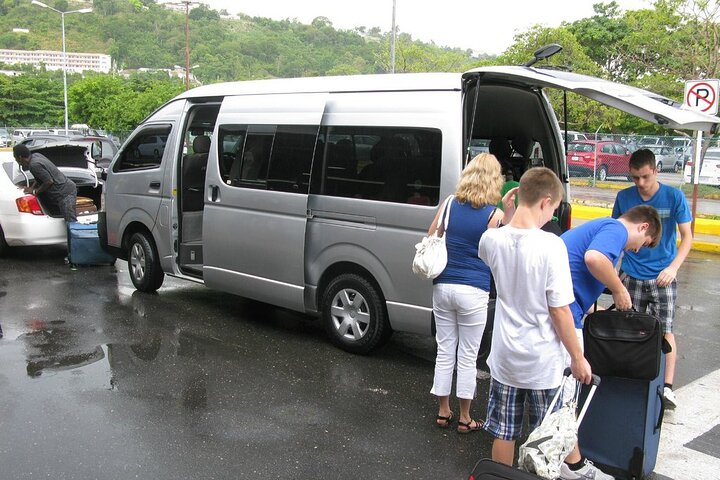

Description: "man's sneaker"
560 459 614 480
663 387 677 409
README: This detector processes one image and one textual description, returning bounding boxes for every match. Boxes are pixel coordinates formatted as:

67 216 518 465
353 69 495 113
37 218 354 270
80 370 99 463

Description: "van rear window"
312 126 442 206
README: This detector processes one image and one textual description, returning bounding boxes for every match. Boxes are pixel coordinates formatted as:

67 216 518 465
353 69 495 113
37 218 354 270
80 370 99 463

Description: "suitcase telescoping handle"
560 368 601 427
562 367 601 386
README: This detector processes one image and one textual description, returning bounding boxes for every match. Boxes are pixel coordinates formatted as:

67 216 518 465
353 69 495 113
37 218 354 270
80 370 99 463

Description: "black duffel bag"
583 306 663 380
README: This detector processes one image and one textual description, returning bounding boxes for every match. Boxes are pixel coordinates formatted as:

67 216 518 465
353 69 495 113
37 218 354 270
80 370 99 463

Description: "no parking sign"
684 79 720 115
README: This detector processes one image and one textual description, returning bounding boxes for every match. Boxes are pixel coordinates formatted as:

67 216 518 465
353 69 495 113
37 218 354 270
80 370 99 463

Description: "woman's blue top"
433 199 495 291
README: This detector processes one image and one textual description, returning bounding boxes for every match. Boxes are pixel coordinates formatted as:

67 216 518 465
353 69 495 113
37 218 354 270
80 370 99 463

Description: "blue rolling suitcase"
67 222 116 266
579 308 666 479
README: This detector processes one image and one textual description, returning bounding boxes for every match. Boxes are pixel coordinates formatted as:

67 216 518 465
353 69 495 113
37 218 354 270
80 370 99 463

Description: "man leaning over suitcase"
612 149 692 409
561 205 662 345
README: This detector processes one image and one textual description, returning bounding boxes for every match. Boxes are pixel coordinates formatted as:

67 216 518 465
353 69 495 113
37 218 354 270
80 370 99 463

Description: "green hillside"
0 0 487 81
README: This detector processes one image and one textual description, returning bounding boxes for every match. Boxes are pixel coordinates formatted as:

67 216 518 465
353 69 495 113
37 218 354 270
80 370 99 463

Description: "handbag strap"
436 195 454 235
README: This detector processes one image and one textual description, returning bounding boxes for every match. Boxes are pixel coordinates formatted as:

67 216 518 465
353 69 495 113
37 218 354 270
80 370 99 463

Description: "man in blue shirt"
612 148 693 409
561 206 662 330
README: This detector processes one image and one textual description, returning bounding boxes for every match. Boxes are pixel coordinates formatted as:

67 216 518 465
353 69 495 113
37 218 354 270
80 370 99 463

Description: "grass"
569 177 720 199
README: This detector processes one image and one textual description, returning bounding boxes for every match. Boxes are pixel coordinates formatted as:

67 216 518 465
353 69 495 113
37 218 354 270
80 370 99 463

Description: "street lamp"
30 0 92 136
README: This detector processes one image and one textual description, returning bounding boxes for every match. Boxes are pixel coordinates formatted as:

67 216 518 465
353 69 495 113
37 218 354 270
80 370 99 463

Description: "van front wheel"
128 232 164 293
321 273 391 354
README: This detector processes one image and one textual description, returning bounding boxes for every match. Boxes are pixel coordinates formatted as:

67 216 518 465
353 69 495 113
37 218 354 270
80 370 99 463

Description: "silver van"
100 66 718 354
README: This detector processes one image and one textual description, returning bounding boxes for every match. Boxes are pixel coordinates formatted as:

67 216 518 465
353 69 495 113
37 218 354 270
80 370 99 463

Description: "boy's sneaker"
663 387 677 409
559 459 614 480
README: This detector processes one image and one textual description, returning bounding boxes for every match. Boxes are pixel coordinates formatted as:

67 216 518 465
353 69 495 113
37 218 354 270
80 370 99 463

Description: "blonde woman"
428 153 515 433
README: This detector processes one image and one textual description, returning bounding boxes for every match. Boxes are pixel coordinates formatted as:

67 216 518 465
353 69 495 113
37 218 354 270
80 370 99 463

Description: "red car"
566 140 631 181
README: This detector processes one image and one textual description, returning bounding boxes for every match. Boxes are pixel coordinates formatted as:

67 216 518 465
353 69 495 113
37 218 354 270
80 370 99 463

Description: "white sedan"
0 149 97 255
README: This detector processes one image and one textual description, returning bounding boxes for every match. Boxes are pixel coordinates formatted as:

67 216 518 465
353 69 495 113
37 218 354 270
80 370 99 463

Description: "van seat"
183 135 210 211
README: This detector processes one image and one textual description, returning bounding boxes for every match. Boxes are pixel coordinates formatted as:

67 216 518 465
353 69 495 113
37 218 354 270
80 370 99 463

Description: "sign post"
684 79 719 234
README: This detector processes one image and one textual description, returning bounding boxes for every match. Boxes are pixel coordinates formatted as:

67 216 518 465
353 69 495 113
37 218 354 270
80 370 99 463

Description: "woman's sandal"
457 419 483 434
436 412 454 428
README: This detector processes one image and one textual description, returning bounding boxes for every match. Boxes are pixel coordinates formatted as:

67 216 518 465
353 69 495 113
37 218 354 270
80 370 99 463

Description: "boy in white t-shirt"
478 167 611 480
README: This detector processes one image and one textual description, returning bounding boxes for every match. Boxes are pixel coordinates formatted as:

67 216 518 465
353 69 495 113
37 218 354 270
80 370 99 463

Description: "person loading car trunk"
13 144 77 223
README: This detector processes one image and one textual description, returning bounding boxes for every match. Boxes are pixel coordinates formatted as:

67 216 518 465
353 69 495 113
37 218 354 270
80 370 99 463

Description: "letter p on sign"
684 79 720 115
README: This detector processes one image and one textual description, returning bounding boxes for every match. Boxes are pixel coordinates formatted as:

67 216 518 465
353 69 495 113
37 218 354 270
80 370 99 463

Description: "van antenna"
523 44 563 67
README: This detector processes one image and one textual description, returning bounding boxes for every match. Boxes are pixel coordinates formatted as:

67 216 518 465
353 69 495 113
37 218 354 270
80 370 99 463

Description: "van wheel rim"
130 243 146 281
330 288 370 341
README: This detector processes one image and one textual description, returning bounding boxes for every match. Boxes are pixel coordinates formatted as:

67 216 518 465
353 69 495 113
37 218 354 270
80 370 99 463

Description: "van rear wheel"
321 273 391 354
128 232 164 292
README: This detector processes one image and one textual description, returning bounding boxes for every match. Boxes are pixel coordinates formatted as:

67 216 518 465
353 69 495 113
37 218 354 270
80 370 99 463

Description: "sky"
192 0 651 55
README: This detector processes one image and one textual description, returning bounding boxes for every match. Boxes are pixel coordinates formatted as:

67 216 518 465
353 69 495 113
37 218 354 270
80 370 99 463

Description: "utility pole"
167 1 199 90
184 0 190 90
390 0 396 73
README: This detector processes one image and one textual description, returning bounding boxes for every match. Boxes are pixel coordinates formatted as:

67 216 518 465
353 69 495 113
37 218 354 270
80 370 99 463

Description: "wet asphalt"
0 246 718 480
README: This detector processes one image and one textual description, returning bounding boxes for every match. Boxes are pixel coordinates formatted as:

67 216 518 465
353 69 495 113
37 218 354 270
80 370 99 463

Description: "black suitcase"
468 459 544 480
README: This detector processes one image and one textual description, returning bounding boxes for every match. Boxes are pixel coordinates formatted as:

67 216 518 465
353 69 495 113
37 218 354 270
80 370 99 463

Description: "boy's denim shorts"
483 377 559 441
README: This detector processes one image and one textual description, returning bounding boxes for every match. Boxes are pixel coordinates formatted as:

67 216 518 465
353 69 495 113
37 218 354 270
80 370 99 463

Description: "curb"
571 204 720 254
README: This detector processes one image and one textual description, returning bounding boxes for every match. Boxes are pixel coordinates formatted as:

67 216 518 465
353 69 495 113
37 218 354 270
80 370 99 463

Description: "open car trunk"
17 143 104 218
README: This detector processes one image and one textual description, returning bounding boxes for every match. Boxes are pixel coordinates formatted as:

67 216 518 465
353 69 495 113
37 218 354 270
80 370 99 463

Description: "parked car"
684 148 720 186
637 136 666 147
0 128 10 147
565 130 588 142
135 134 168 158
18 134 72 148
566 140 631 181
646 145 682 172
0 148 99 255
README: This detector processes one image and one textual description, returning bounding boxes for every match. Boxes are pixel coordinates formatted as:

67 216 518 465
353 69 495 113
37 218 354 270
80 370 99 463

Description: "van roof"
176 72 462 99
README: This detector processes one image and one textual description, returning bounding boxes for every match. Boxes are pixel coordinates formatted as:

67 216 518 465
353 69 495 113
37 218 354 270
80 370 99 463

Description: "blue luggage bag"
579 307 666 480
67 222 116 266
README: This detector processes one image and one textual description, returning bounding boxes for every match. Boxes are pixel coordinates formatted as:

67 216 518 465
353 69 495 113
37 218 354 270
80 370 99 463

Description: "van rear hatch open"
463 67 720 132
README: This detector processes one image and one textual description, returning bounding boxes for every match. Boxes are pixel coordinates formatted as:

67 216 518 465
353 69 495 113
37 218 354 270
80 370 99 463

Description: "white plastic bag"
518 373 595 479
412 196 453 279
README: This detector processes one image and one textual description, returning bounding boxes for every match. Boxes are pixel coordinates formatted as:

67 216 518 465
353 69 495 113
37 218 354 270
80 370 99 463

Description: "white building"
0 49 112 74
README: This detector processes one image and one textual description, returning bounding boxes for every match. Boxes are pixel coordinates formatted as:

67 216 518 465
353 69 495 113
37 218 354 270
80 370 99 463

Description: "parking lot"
0 245 718 479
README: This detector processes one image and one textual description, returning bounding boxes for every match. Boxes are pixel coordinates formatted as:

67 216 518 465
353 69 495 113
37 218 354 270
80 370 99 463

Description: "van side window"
114 125 171 172
219 124 316 194
312 126 442 205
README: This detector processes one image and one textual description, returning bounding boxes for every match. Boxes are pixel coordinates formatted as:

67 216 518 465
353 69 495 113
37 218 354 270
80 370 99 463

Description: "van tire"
128 232 164 293
321 273 391 355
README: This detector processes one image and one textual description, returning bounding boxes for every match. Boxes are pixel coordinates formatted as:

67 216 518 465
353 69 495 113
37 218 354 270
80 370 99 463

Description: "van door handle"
149 181 161 189
210 185 219 202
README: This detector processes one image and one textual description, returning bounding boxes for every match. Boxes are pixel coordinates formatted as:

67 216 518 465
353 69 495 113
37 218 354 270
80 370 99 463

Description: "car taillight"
16 195 44 215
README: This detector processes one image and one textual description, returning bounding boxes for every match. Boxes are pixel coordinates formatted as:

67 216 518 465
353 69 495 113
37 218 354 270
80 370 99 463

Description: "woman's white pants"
430 283 489 400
